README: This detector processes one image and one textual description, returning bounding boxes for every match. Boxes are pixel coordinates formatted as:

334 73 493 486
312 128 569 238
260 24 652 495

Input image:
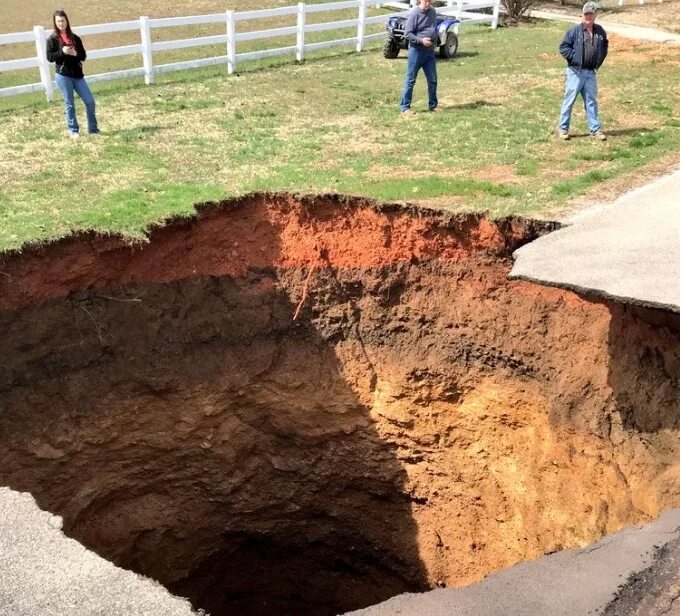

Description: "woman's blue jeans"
400 46 438 112
55 73 98 135
558 67 601 134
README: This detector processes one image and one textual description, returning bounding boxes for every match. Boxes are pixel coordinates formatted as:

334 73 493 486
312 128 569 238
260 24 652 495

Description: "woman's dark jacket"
46 33 87 79
559 24 608 70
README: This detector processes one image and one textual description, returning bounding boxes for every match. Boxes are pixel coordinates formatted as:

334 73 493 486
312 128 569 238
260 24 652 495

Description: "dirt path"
602 2 680 34
541 1 680 34
530 6 680 43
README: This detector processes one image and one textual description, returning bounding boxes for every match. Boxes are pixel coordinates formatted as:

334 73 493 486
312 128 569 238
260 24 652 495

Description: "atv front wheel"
439 31 459 59
383 35 400 59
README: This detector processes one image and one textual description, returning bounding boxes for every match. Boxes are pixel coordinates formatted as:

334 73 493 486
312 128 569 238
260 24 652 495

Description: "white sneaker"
69 132 80 139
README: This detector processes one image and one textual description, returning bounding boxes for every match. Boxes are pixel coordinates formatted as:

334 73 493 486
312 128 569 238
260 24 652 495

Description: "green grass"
629 131 662 148
515 159 539 176
1 20 680 251
552 168 616 197
571 148 633 162
650 102 673 117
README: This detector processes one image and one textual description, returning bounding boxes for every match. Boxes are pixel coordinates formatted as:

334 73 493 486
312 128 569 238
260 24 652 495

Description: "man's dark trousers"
400 46 438 111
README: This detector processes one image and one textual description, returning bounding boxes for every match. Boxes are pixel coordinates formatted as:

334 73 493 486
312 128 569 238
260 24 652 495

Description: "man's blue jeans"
55 73 98 135
558 67 601 134
400 46 438 111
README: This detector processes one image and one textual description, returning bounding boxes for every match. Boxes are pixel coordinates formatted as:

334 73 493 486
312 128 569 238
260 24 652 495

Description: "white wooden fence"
0 0 500 102
611 0 668 4
381 0 501 35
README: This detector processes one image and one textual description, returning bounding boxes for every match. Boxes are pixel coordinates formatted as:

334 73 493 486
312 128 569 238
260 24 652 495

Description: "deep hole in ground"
1 194 680 616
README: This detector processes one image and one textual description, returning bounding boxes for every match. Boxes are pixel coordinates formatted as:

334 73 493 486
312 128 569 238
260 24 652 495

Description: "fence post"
491 0 500 28
454 0 463 35
140 16 154 85
226 10 236 74
296 2 306 62
33 26 54 102
357 0 367 52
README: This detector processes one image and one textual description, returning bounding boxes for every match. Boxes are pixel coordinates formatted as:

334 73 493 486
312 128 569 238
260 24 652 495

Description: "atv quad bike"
384 14 460 59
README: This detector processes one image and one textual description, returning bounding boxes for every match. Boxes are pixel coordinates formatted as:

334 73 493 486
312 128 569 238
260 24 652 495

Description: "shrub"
502 0 537 23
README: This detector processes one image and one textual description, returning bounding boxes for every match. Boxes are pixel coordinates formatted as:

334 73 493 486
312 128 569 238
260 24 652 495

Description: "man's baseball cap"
582 2 598 13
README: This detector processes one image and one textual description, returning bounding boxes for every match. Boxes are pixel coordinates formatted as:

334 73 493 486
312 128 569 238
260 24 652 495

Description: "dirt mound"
0 194 679 616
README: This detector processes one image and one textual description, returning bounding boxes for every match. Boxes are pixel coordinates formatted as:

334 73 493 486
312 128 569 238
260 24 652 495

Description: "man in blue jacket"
400 0 439 114
558 2 609 140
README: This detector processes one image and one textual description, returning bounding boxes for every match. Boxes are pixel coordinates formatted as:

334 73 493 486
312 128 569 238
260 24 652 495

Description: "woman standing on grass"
46 9 99 138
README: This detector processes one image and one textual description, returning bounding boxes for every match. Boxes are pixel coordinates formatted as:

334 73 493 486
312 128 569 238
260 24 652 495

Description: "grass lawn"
0 19 679 251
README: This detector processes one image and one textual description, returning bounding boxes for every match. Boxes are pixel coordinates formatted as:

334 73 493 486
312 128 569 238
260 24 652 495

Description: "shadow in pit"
0 231 429 615
607 302 680 433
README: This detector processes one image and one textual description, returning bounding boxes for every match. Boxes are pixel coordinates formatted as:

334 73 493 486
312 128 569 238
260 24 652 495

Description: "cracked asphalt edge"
602 536 680 616
345 509 680 616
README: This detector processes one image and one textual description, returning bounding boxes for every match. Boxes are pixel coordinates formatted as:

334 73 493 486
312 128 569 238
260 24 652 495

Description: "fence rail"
612 0 668 4
0 0 500 102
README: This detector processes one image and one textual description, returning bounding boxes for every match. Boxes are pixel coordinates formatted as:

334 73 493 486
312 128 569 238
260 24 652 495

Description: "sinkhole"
1 194 679 616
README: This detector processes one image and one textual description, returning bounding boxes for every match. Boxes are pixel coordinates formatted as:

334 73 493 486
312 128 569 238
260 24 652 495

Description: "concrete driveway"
510 168 680 314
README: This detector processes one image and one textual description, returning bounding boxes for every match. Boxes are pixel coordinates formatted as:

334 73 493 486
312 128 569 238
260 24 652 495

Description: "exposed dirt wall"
0 194 553 313
0 194 679 615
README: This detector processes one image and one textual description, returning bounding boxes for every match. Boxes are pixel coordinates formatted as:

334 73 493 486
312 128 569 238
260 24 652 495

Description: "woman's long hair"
52 10 74 39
